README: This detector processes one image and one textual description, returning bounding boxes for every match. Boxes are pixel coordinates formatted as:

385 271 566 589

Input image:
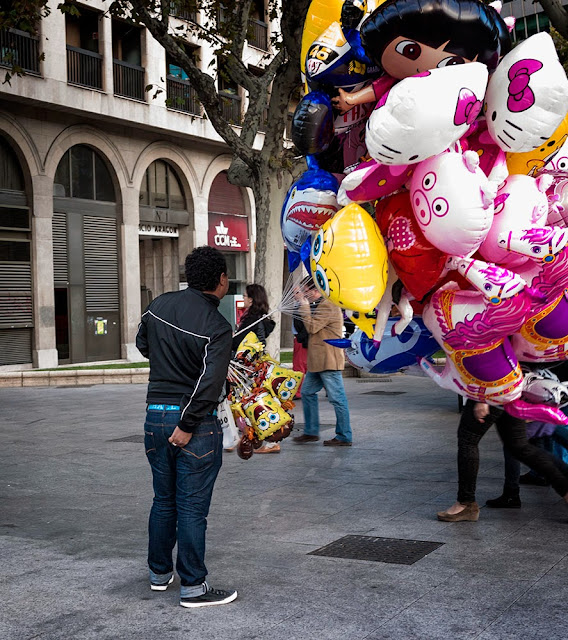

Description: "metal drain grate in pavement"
109 434 144 443
309 535 443 565
356 378 392 383
362 390 406 396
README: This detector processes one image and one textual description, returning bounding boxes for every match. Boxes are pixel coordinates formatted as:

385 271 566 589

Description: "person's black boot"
485 494 521 509
519 472 549 486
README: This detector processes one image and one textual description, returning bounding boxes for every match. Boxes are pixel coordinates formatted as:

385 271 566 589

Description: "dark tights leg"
495 413 568 498
456 401 495 504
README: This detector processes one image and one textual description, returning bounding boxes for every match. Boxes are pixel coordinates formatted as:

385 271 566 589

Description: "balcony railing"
0 28 40 74
219 92 242 125
170 2 197 21
66 45 103 90
113 59 145 101
167 76 200 115
248 19 268 51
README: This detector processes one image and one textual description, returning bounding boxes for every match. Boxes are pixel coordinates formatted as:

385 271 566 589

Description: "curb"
0 368 150 388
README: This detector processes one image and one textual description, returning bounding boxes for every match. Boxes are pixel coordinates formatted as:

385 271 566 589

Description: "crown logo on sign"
215 221 228 235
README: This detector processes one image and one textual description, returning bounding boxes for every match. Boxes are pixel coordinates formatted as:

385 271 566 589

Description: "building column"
193 194 209 247
100 11 114 94
120 187 142 361
31 174 58 368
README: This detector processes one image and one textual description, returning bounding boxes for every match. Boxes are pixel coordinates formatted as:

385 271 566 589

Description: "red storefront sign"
208 213 249 252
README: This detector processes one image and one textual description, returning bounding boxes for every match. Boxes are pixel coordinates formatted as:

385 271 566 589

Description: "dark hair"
244 283 269 318
361 0 511 73
184 246 227 291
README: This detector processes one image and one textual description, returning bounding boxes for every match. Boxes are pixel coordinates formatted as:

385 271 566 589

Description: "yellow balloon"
300 1 387 78
242 391 291 441
310 202 388 313
506 112 568 176
301 0 345 78
262 363 304 402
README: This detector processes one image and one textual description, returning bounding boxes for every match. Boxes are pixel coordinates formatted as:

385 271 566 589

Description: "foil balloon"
300 0 345 81
375 191 447 301
339 317 439 374
281 157 339 271
421 255 566 423
462 121 508 181
360 0 510 79
262 363 304 403
365 62 488 166
409 150 497 257
498 226 568 364
418 256 560 421
505 112 568 175
291 91 335 156
478 173 552 267
234 332 265 362
484 32 568 153
310 202 389 312
242 390 292 441
337 158 414 205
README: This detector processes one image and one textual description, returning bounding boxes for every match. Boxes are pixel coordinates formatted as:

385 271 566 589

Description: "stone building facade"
0 0 274 369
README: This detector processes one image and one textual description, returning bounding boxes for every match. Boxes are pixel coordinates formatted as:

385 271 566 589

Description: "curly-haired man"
137 246 237 608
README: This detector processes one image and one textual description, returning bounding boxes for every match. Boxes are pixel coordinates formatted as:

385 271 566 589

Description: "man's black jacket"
136 288 232 433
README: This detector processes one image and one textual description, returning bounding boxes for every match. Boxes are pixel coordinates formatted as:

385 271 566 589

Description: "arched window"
0 136 32 365
0 136 25 192
54 145 115 202
139 160 186 210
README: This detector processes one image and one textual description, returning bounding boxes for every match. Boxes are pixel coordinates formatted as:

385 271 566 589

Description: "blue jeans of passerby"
144 407 223 597
302 370 352 442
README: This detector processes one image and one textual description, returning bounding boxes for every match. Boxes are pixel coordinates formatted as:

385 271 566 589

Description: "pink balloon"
338 159 414 205
479 174 550 267
409 150 497 257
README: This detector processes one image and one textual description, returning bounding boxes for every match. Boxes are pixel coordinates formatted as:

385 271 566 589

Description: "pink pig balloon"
409 150 497 257
478 173 552 267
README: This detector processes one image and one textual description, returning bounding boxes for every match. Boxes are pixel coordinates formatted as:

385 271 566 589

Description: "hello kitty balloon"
485 32 568 153
365 63 488 166
409 150 497 257
478 173 552 267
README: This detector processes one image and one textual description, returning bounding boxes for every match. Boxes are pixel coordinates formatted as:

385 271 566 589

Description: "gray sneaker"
150 574 174 591
180 587 237 608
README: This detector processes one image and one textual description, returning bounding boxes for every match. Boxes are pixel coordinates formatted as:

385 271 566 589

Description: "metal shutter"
0 262 33 328
52 212 68 285
83 216 119 313
209 171 245 215
0 328 32 365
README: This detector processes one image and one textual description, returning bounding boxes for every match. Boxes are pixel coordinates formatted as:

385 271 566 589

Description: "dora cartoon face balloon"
263 363 304 402
310 202 388 313
360 0 511 79
242 391 291 441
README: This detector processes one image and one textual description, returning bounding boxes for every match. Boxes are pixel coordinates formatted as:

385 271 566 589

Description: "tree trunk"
540 0 568 40
250 168 292 358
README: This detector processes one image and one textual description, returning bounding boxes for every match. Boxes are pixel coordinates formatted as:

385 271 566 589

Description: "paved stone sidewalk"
1 375 567 640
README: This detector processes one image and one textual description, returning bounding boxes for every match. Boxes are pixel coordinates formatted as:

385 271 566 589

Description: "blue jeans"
302 370 352 442
144 408 222 595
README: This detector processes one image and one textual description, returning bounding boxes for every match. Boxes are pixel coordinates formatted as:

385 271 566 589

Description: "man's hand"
169 426 192 448
473 403 490 423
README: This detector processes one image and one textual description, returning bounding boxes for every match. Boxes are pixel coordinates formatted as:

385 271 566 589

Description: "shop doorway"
53 145 120 363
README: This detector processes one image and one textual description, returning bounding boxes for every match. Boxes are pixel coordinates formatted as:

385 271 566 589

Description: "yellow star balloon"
310 202 388 313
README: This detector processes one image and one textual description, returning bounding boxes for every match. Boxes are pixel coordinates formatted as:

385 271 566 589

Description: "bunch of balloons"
282 0 568 424
228 332 304 460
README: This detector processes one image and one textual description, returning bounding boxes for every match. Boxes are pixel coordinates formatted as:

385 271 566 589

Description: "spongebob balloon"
242 391 292 441
263 363 304 403
310 202 388 313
